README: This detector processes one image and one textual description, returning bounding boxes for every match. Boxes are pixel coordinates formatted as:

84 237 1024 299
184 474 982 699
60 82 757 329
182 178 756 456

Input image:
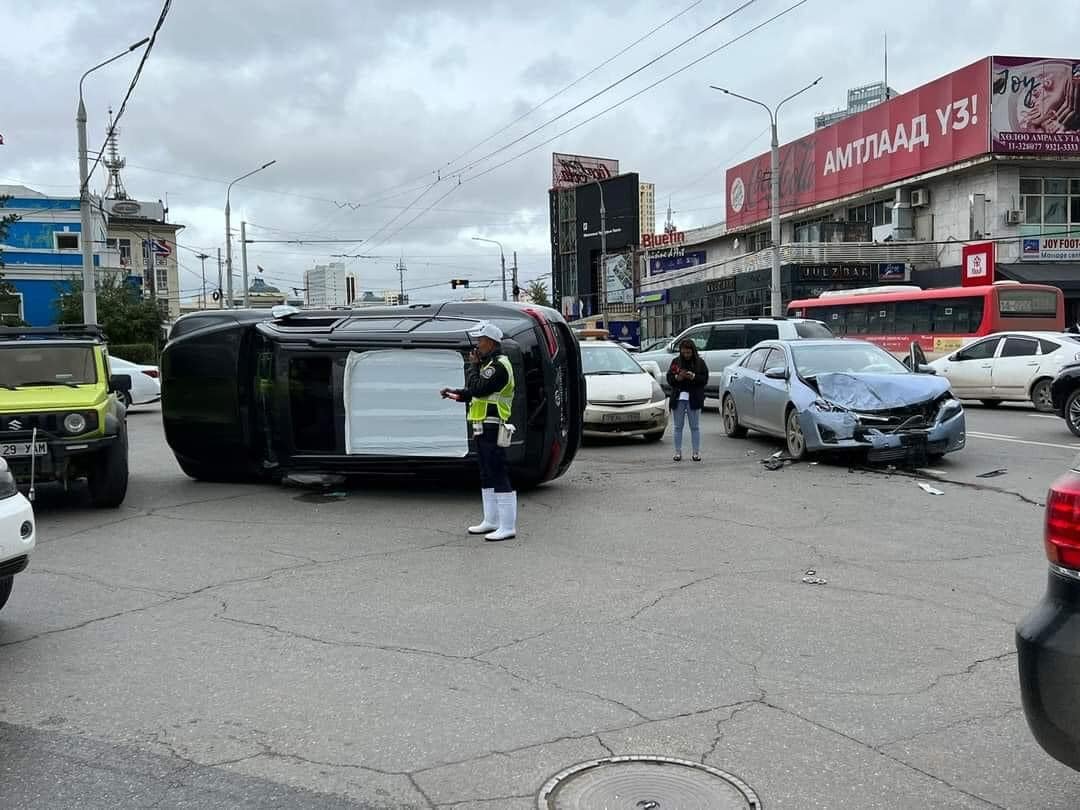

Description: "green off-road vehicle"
0 325 131 507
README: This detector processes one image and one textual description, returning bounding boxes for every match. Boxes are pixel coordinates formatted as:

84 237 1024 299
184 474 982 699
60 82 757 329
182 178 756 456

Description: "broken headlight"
812 398 844 412
938 396 963 421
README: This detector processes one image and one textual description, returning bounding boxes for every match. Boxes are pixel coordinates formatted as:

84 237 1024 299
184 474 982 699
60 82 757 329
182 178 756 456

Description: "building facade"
638 55 1080 339
304 262 358 307
639 182 656 238
103 198 183 320
814 81 897 130
0 185 110 326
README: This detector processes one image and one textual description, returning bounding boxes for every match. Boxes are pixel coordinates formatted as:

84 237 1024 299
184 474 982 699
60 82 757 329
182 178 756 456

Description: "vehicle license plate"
603 412 637 423
0 442 48 458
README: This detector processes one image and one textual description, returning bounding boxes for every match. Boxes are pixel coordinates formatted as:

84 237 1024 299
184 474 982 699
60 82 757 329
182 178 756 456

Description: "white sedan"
0 457 35 613
109 356 161 406
929 331 1080 411
580 341 668 441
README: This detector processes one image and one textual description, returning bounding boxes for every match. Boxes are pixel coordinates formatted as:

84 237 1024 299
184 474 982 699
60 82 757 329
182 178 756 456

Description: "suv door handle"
980 364 992 368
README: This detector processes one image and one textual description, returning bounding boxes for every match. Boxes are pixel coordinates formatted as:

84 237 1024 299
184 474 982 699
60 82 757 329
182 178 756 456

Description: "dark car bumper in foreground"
1017 568 1080 771
4 434 118 481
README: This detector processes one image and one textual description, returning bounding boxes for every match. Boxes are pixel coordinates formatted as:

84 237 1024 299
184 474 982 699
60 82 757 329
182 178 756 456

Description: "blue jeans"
672 400 701 455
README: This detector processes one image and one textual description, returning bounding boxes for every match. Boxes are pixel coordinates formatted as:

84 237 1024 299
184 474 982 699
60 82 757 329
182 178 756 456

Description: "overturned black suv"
161 302 585 489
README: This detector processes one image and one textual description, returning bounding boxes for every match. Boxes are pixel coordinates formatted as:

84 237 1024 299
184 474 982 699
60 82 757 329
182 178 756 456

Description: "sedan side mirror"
639 360 663 381
764 366 788 380
917 364 937 375
110 373 132 393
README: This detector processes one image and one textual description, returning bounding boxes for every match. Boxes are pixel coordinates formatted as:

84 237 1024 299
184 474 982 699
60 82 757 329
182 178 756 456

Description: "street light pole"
471 237 507 301
710 78 822 316
76 37 149 325
225 160 276 309
195 252 209 309
595 179 607 329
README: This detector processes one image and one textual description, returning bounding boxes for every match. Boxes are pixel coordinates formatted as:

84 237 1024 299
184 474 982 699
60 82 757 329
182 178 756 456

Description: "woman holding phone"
666 339 709 462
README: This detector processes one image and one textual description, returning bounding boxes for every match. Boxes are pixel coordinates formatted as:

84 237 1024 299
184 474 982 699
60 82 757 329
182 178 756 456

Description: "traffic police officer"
440 321 518 541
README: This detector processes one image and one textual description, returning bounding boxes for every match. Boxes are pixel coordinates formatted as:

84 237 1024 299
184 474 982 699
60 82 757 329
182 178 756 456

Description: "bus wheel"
1031 379 1055 413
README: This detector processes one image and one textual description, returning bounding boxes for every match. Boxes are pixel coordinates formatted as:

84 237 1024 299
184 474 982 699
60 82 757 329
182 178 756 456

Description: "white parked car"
637 317 834 401
0 457 35 613
580 341 668 441
929 331 1080 411
109 356 161 406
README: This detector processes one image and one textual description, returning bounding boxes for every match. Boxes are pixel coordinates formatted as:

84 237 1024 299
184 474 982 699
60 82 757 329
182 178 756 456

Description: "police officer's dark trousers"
477 423 512 493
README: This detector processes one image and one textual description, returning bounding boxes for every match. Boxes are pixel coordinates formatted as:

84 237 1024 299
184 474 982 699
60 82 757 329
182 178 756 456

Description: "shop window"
0 294 22 324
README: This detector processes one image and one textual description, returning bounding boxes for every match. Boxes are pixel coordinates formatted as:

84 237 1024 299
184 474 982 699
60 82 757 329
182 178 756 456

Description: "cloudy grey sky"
2 0 1076 303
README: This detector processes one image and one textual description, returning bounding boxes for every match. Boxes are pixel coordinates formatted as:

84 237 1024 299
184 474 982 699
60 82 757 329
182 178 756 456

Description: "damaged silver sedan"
720 339 966 463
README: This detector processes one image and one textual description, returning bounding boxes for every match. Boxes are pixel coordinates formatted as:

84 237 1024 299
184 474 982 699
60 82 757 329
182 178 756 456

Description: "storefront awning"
997 263 1080 293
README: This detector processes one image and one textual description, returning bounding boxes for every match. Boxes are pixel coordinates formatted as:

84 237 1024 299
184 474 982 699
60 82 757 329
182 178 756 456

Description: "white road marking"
968 431 1020 439
967 431 1080 451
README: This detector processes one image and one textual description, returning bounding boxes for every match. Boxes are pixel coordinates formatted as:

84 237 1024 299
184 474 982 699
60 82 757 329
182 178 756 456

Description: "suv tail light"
1045 470 1080 569
523 307 558 359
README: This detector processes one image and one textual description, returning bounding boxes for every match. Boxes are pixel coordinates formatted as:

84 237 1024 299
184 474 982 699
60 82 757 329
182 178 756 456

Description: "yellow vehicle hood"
0 385 105 412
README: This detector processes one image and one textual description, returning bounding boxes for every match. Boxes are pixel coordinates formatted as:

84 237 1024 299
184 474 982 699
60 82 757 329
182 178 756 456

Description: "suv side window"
744 347 772 372
794 321 833 338
678 326 712 351
706 325 745 350
954 338 1000 362
745 323 779 347
1001 337 1038 358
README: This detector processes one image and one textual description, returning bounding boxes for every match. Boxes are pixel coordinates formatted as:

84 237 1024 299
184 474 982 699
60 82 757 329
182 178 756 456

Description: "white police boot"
468 489 498 534
485 492 517 541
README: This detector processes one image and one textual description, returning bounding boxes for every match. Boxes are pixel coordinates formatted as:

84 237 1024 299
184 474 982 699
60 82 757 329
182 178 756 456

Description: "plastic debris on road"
802 568 828 585
976 468 1008 479
917 481 945 496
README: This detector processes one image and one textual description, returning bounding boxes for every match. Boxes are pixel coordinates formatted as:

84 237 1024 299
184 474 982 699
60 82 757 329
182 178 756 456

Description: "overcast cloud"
1 0 1076 303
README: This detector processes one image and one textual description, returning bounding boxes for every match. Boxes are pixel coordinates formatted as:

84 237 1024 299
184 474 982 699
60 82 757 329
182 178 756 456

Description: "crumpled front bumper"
797 407 966 461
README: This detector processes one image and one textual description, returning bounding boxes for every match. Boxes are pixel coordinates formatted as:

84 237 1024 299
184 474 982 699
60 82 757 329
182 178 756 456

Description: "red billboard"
991 56 1080 155
725 58 991 229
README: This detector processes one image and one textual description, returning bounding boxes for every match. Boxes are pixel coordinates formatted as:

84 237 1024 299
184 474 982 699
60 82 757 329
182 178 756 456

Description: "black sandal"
692 454 701 462
673 454 682 462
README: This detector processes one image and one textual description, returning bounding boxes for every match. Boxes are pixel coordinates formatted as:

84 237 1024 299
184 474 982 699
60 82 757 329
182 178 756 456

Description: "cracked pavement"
1 403 1079 808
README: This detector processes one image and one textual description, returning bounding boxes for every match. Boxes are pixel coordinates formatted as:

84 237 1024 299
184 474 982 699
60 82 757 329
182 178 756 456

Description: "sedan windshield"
0 346 98 387
580 344 644 375
792 343 908 377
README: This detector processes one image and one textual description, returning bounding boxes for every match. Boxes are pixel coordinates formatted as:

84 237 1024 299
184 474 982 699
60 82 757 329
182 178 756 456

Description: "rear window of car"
794 321 833 339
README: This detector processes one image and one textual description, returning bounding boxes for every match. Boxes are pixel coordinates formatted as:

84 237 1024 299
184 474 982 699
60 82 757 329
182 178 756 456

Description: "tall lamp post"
225 160 276 308
710 77 822 316
472 237 507 302
77 37 149 325
595 179 607 328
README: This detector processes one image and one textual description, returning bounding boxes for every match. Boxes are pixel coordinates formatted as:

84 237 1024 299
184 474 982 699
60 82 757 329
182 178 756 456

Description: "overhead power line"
84 0 172 191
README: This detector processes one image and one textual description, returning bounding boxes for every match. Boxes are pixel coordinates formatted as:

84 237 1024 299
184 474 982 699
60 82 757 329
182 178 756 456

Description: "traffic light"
450 279 470 289
512 284 521 299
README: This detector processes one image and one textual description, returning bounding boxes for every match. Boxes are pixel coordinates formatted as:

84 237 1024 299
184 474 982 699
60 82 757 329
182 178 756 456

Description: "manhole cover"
538 756 761 810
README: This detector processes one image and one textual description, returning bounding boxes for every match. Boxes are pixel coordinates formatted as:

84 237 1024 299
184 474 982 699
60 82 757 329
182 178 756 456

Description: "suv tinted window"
679 326 712 350
954 338 1000 361
745 323 779 346
706 325 744 350
744 347 771 372
794 321 833 338
1001 337 1038 358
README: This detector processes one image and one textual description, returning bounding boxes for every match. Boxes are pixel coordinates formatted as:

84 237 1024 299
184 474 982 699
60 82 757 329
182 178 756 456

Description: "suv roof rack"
0 324 106 341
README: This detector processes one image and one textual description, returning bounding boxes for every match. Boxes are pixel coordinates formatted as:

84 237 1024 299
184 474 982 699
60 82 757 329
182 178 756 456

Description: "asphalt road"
1 401 1079 809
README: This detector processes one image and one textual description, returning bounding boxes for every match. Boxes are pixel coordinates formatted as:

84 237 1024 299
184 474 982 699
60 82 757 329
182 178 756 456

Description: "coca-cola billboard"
725 58 991 229
552 153 619 189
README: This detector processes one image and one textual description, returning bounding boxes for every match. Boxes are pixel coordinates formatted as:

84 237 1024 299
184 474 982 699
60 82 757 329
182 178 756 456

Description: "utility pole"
217 248 223 310
395 256 407 304
225 160 276 311
145 232 156 302
196 252 209 310
240 221 250 308
512 251 519 302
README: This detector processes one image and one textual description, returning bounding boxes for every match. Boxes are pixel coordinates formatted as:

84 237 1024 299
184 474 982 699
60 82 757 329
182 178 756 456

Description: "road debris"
976 468 1008 479
762 454 792 471
917 481 945 496
802 568 828 585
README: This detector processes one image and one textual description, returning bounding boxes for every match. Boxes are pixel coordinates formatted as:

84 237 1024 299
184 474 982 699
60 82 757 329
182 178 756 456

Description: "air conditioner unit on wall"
911 188 930 208
1006 209 1025 225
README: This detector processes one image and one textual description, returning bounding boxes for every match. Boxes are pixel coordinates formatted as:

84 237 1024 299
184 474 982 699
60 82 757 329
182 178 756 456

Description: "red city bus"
788 282 1064 360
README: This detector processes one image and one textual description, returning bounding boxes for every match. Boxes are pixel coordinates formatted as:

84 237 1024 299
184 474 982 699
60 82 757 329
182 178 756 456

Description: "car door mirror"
764 366 788 380
639 360 663 381
917 364 937 375
110 373 132 393
908 341 928 370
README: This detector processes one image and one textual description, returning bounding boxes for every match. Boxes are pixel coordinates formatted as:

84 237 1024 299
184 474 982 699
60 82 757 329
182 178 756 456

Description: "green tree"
526 279 551 307
0 195 24 321
56 272 163 346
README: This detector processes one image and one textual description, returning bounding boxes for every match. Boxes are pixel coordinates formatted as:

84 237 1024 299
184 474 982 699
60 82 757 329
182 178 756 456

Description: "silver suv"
637 317 833 400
